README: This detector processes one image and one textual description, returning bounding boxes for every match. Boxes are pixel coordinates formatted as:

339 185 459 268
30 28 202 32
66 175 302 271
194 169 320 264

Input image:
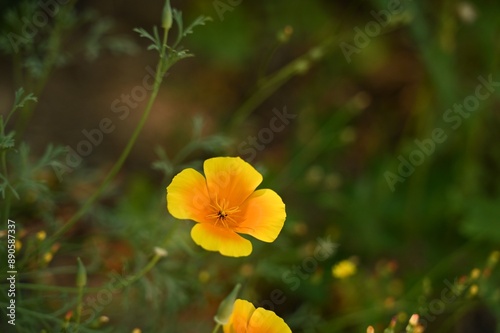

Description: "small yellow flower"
36 230 47 241
166 157 286 257
469 284 479 296
43 252 53 264
223 299 291 333
332 259 357 279
198 270 210 283
15 240 22 251
470 268 481 280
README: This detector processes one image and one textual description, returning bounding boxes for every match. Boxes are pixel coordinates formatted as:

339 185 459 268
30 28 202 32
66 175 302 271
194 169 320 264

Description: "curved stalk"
44 27 171 250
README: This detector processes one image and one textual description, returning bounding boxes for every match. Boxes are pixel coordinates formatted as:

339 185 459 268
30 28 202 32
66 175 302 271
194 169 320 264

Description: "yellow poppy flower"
166 157 286 257
332 259 357 279
223 299 291 333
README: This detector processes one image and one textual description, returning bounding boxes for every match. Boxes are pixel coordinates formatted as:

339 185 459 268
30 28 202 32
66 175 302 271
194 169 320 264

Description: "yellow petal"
224 299 292 333
235 189 286 242
166 168 211 223
223 299 255 333
332 260 357 279
204 157 263 207
191 223 252 257
248 307 292 333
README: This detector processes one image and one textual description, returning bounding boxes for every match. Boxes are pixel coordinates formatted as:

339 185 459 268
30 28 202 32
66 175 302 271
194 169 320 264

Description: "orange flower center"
207 196 240 228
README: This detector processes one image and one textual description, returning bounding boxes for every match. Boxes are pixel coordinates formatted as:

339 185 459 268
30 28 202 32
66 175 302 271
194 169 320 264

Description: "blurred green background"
0 0 499 332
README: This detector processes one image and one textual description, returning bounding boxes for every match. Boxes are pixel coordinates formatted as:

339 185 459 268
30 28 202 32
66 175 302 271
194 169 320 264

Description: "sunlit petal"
223 299 292 333
204 157 263 207
235 189 286 242
191 223 252 257
248 307 292 333
223 299 255 333
166 168 211 223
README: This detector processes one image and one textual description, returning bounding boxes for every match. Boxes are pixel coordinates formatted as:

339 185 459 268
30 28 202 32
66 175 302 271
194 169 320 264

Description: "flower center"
208 196 240 228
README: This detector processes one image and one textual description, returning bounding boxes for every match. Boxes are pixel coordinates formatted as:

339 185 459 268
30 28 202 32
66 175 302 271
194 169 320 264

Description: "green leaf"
0 132 15 150
172 10 212 48
182 15 212 38
172 9 184 47
33 144 67 171
152 146 174 177
134 27 162 52
14 87 38 109
133 27 156 42
0 174 19 200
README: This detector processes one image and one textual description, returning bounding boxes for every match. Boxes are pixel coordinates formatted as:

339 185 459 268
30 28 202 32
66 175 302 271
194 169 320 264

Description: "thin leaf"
0 132 15 150
0 174 19 199
182 15 212 37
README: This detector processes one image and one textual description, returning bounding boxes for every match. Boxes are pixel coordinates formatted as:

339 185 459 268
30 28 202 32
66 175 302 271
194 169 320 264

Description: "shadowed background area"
0 0 499 332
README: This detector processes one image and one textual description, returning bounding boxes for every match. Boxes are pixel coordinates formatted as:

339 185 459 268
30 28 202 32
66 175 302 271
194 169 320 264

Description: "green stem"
256 41 281 83
0 193 11 232
47 71 160 242
74 285 84 329
19 250 164 295
211 323 221 333
123 253 162 288
44 28 170 249
17 283 101 293
227 38 334 133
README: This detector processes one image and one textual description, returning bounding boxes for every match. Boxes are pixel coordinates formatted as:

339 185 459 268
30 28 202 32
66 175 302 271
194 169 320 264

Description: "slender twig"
44 27 171 249
211 323 221 333
227 38 334 132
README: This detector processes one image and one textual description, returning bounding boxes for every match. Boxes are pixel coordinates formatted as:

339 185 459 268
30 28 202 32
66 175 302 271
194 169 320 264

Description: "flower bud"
409 314 419 326
154 246 168 257
214 283 241 325
76 257 87 288
162 0 173 30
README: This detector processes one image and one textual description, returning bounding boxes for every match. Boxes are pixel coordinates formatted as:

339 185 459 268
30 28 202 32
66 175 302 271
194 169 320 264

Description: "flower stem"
42 26 171 253
122 253 163 288
48 67 161 242
74 284 84 329
227 38 334 133
211 323 221 333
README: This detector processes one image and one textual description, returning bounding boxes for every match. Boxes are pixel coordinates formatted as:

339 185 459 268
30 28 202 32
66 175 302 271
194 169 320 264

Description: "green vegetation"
0 0 499 332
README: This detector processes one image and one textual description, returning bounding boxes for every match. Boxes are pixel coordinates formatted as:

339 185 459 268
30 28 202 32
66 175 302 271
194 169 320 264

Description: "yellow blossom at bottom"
332 259 357 279
223 299 291 333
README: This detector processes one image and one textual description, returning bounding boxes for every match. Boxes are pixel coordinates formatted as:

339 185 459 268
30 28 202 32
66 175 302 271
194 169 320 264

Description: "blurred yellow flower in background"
332 259 357 279
223 299 291 333
167 157 286 257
